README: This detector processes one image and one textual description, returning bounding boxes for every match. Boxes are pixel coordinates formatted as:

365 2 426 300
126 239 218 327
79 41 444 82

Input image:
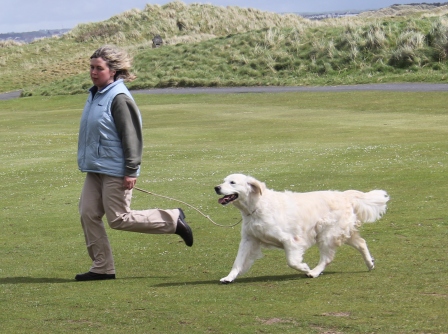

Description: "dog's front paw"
306 271 323 278
220 277 234 284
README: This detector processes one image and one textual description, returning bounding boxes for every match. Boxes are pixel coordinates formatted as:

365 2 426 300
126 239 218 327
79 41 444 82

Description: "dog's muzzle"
215 186 239 205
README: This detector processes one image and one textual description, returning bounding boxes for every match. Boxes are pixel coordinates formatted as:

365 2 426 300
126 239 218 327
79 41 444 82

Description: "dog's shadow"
153 272 340 287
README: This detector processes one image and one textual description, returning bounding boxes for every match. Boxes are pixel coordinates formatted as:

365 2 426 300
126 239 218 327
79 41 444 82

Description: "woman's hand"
123 176 137 190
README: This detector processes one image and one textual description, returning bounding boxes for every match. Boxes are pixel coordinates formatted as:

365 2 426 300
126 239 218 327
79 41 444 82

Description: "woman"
75 45 193 281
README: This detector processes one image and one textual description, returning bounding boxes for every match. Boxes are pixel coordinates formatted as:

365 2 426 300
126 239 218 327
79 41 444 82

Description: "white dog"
214 174 389 284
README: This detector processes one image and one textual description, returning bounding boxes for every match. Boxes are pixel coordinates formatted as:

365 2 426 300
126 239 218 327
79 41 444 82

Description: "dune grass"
0 90 447 333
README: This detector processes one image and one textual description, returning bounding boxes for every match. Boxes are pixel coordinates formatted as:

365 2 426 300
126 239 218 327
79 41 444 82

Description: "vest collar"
89 79 124 95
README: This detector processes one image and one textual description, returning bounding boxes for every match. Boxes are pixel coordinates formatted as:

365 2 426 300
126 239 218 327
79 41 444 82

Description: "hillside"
1 1 448 96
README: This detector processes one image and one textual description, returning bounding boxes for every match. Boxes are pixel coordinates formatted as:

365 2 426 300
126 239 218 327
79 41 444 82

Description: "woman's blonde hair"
90 45 136 82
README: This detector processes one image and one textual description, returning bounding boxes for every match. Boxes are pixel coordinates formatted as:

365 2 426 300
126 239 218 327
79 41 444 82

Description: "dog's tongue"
218 194 237 205
218 195 233 205
218 197 228 205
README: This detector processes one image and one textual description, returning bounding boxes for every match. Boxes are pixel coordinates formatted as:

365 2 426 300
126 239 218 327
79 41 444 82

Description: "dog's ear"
247 177 265 196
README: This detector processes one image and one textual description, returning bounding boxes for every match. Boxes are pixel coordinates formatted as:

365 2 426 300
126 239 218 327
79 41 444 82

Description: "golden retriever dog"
214 174 389 284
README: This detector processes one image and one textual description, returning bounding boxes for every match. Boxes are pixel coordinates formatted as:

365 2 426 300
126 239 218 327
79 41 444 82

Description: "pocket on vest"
99 139 122 159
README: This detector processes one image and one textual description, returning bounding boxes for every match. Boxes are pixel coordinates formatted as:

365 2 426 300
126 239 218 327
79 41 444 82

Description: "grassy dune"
1 2 448 96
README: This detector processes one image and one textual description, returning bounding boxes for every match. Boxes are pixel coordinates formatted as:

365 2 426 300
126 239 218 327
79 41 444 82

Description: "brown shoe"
175 208 193 247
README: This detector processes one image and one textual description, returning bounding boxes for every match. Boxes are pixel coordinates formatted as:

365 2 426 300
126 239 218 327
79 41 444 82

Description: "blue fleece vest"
77 80 141 177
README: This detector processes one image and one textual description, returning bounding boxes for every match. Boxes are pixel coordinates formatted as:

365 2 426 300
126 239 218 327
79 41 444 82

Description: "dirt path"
1 83 448 100
131 83 448 95
0 90 21 100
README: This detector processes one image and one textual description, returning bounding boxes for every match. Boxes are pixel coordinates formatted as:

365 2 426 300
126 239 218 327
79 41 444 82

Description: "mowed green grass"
0 91 447 333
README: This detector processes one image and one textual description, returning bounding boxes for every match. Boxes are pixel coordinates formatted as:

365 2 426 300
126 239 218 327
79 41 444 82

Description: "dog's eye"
230 181 235 184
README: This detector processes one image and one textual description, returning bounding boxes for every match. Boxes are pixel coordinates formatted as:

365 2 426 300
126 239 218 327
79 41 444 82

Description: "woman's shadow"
0 277 73 284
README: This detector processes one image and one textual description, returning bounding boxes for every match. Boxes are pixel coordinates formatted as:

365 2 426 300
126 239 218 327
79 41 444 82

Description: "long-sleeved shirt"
111 94 143 177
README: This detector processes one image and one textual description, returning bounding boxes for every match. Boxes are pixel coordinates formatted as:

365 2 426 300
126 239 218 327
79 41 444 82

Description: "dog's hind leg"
220 236 262 284
346 231 375 270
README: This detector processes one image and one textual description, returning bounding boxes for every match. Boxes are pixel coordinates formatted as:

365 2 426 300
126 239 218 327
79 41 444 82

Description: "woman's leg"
79 173 116 274
102 175 178 234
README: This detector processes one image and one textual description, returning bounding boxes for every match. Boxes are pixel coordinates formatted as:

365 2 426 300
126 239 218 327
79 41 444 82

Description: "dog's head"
214 174 265 206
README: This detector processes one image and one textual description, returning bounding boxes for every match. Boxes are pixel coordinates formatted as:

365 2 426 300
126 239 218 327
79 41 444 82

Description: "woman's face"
90 57 116 90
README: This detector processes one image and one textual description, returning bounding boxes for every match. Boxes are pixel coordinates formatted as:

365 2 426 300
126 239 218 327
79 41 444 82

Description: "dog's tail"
345 190 389 223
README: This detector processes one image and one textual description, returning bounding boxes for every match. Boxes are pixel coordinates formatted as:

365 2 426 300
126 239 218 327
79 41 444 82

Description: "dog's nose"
214 186 221 194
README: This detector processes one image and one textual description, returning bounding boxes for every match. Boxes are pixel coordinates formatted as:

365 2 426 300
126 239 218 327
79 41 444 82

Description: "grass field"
0 90 447 333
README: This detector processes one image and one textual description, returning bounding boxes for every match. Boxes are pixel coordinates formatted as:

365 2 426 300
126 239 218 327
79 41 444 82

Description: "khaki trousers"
79 172 179 274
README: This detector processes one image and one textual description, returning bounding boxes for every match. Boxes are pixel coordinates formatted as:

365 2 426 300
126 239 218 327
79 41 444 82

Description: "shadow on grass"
0 277 74 284
0 276 171 284
152 272 339 287
1 271 370 285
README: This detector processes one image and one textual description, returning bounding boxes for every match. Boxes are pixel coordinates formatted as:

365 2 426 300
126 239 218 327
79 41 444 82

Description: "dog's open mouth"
218 194 238 205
